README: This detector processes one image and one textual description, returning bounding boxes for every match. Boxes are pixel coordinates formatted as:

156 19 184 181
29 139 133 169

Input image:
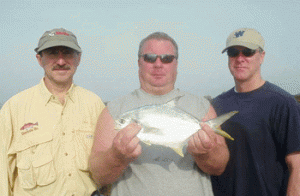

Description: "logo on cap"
234 31 245 38
49 31 70 36
56 32 70 36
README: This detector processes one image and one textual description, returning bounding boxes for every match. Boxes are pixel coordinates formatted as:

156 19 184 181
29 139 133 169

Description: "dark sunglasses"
227 47 257 57
140 54 177 64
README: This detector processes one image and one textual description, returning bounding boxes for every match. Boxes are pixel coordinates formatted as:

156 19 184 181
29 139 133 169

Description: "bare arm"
285 152 300 196
88 108 142 186
187 105 229 176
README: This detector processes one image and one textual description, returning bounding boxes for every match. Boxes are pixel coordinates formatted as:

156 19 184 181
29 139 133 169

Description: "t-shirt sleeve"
273 99 300 156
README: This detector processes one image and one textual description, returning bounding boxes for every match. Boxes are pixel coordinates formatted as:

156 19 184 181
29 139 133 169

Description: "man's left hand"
187 123 218 155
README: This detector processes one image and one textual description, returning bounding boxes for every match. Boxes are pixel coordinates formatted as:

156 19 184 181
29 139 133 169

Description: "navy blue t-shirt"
211 81 300 196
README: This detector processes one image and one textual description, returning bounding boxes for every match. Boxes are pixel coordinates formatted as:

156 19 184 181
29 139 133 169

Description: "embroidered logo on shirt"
20 122 39 135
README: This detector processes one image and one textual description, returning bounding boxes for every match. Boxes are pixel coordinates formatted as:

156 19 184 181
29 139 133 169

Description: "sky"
1 0 300 105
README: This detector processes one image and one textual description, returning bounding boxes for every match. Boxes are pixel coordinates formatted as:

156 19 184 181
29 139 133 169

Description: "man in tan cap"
211 28 300 195
0 28 105 195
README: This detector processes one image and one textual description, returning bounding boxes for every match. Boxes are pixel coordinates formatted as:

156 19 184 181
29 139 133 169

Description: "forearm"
89 149 129 186
285 152 300 196
89 109 142 187
287 169 300 196
193 105 229 175
193 142 229 176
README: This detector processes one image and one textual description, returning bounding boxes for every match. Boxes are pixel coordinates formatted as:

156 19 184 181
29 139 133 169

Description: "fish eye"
119 119 126 124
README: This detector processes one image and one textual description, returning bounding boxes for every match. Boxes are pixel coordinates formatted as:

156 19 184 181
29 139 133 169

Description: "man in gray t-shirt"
89 32 229 196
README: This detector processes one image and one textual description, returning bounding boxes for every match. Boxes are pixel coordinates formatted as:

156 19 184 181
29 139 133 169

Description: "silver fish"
115 98 238 157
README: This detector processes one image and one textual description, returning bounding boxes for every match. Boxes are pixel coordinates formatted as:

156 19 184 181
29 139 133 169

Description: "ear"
138 58 142 67
260 51 265 65
76 53 82 67
36 54 43 67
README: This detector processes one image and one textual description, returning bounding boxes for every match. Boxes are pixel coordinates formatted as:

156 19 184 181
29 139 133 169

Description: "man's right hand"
111 123 142 164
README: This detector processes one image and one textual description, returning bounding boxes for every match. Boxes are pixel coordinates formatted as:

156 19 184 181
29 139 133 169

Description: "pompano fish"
115 98 238 157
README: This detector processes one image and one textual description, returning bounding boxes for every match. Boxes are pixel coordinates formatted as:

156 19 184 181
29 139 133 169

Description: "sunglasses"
43 47 77 59
140 54 177 64
227 48 257 57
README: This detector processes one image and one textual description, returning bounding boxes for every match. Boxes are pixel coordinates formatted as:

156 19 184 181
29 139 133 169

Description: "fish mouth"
114 122 122 130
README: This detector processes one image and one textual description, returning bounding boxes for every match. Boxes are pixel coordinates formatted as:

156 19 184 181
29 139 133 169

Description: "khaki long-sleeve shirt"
0 79 105 196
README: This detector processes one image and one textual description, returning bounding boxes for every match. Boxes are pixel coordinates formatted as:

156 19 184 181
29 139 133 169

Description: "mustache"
52 66 71 70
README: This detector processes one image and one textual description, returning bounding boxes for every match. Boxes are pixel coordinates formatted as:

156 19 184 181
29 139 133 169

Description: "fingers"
113 123 142 162
116 123 140 145
201 123 218 144
187 123 217 155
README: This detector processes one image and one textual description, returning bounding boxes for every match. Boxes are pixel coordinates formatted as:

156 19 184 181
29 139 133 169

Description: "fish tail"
215 128 234 141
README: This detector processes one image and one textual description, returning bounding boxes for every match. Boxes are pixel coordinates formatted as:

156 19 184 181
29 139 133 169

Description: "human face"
138 39 178 95
228 46 265 83
36 46 81 87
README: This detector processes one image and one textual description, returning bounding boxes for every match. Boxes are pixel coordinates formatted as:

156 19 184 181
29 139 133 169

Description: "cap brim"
35 41 82 53
222 42 260 53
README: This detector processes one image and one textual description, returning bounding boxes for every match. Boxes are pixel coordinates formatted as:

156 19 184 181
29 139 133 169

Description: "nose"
56 52 67 66
235 52 246 62
153 57 163 67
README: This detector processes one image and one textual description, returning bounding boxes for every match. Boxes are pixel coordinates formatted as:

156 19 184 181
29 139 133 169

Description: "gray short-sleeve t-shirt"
107 88 213 196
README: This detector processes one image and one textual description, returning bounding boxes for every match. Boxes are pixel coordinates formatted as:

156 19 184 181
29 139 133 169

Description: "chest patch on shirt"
20 122 39 135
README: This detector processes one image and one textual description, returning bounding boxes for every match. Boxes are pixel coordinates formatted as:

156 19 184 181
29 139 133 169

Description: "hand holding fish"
187 123 218 155
89 108 143 187
187 121 230 176
112 123 142 164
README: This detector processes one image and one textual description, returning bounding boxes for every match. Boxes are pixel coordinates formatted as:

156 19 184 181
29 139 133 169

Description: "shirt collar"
66 84 76 103
38 78 76 105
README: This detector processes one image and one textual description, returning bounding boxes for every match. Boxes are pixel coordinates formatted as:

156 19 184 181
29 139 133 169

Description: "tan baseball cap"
222 28 264 53
35 28 82 53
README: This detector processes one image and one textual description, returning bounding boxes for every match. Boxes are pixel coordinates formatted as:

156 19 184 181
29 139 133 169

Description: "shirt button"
65 153 68 156
68 173 72 177
62 132 65 136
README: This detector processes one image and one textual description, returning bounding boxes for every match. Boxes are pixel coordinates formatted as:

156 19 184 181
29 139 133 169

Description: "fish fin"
142 141 152 146
143 127 164 135
171 147 185 157
130 119 140 124
165 100 176 107
165 95 185 108
204 111 237 141
215 128 234 141
206 111 239 127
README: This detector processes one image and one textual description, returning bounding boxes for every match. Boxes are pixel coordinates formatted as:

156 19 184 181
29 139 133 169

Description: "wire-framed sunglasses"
140 54 177 64
227 47 257 57
43 47 77 59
